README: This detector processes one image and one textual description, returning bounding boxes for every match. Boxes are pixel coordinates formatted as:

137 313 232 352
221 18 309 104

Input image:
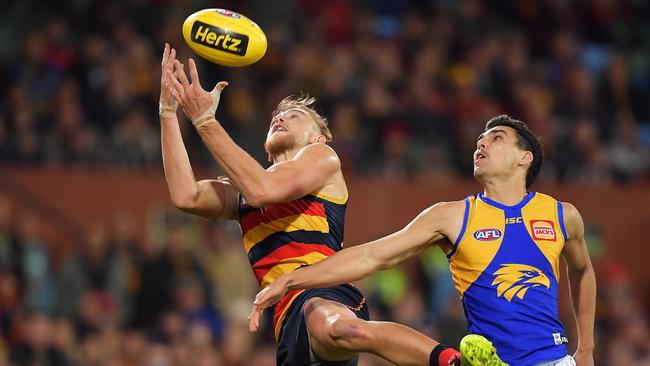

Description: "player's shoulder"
431 199 467 210
560 201 582 222
296 143 341 169
558 201 584 240
298 143 339 159
422 200 467 220
533 192 582 222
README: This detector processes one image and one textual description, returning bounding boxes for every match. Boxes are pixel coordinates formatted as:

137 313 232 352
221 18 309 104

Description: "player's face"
265 108 320 154
473 126 528 181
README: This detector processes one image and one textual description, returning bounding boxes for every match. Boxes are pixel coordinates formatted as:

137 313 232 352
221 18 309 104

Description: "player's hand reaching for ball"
159 43 179 117
166 57 228 128
248 276 291 332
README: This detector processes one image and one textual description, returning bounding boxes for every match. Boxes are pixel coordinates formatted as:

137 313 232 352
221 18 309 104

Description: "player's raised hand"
159 43 179 115
248 278 290 332
167 58 228 128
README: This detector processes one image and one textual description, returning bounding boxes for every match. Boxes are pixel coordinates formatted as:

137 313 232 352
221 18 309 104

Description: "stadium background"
1 0 649 365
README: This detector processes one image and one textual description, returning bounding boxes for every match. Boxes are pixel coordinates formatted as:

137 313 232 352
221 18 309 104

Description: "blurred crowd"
1 0 650 182
0 196 649 366
0 193 277 366
1 0 650 365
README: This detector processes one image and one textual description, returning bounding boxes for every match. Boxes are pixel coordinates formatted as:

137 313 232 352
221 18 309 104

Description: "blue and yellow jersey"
448 192 569 365
237 192 347 340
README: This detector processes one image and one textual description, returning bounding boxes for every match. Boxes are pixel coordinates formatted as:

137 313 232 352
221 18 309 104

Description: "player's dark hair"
485 115 543 188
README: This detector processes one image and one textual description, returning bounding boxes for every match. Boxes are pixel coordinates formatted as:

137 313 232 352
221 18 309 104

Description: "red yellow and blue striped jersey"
237 191 348 340
448 192 569 365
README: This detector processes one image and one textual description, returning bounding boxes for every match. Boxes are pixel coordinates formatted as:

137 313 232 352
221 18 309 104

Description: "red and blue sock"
429 344 461 366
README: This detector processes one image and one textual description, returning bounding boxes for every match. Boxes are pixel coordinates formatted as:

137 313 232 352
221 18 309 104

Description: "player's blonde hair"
272 94 332 142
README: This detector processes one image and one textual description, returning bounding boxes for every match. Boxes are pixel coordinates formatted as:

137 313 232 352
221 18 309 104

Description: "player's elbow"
246 187 283 207
245 192 272 208
171 193 199 211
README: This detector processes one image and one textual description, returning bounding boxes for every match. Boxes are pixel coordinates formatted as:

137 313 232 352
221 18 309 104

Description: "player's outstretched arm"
166 57 339 207
561 202 596 366
160 44 238 220
249 201 463 331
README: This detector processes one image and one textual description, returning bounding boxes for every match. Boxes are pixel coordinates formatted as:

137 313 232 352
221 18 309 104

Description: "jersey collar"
477 191 536 211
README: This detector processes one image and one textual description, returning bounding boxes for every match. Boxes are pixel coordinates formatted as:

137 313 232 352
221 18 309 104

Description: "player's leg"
304 297 461 366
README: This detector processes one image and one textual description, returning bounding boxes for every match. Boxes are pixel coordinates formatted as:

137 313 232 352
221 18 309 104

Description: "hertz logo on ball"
191 21 249 56
182 8 267 67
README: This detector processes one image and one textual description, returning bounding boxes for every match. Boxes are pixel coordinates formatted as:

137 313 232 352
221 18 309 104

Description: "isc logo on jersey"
473 228 502 241
530 220 556 241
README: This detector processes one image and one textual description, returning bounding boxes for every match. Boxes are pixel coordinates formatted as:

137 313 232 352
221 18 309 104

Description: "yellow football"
182 8 267 67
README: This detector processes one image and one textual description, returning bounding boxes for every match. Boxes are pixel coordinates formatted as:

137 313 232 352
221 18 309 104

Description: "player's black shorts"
276 283 370 366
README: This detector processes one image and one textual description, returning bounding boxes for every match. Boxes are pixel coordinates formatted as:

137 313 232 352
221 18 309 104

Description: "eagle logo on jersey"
491 264 550 301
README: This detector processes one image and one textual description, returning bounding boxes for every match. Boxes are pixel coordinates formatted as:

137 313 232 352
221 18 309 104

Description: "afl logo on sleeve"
473 228 502 241
530 220 556 241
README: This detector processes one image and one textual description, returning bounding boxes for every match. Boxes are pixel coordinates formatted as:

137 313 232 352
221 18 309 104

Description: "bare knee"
325 316 372 351
304 298 373 354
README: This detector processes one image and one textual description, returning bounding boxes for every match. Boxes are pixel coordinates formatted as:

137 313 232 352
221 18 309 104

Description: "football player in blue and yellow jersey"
252 115 596 366
158 44 490 366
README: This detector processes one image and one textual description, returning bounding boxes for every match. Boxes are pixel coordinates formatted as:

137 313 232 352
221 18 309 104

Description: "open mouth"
474 151 487 163
272 125 288 133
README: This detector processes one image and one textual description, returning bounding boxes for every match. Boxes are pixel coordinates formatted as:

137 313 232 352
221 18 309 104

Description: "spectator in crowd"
9 312 70 366
0 1 648 183
57 221 129 332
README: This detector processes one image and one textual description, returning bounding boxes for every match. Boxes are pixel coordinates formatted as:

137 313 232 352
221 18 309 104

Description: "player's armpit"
174 177 239 220
246 143 340 207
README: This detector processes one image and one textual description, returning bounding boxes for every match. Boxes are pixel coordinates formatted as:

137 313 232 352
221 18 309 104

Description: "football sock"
430 344 461 366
